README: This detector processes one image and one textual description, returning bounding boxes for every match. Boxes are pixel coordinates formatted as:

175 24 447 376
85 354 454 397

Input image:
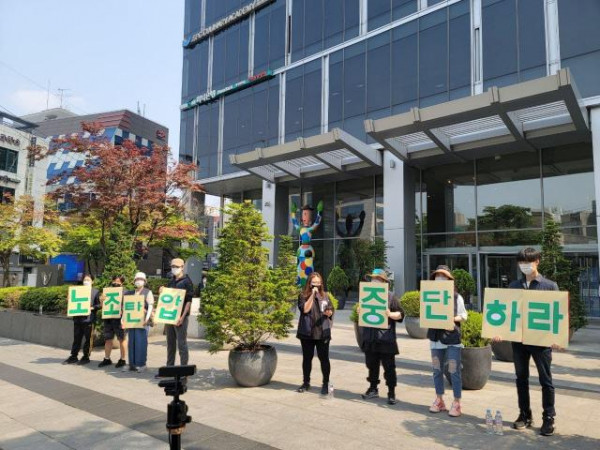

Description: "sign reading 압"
358 282 389 329
155 288 186 325
121 295 145 329
419 280 455 330
67 285 92 317
102 287 123 319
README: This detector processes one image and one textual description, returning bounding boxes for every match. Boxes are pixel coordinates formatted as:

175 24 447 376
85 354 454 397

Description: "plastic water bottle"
485 409 494 434
208 367 216 385
327 383 334 400
494 410 504 435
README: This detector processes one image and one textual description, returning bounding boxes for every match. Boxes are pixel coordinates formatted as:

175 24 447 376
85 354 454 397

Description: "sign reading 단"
155 288 186 325
101 287 123 319
419 280 455 330
67 286 92 317
358 282 389 329
121 295 145 329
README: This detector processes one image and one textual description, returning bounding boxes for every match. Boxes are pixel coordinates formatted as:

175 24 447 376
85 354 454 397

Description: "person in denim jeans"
492 247 560 437
427 265 468 417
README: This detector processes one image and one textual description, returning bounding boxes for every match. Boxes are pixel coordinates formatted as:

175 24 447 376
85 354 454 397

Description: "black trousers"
300 339 330 385
365 351 397 390
71 321 93 358
512 342 555 417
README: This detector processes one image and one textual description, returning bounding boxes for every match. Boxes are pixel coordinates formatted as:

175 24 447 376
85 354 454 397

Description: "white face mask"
83 280 92 286
435 275 448 281
519 263 534 275
172 267 182 277
134 280 145 288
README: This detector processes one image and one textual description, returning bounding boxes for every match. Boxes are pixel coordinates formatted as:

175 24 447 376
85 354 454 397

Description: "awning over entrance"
229 128 382 182
365 69 590 168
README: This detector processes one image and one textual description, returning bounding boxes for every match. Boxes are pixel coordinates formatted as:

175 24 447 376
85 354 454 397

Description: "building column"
262 180 289 266
590 108 600 269
383 151 416 295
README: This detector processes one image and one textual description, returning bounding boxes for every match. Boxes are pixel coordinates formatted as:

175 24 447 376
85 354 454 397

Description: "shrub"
327 265 349 297
461 311 489 348
451 268 476 300
350 302 359 323
147 277 170 294
19 286 69 313
0 287 31 309
400 290 420 317
327 292 339 310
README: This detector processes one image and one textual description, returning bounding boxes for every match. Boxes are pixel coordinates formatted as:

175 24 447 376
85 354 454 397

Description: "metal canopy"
365 69 590 167
229 128 382 182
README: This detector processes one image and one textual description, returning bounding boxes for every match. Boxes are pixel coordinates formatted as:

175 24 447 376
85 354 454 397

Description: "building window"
196 102 220 179
184 0 202 36
254 0 286 74
0 147 18 173
559 0 600 97
212 20 249 91
285 60 321 142
368 0 418 31
182 40 209 102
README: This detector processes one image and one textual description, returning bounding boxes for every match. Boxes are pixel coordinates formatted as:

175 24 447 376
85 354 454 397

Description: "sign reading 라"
180 70 274 111
183 0 276 49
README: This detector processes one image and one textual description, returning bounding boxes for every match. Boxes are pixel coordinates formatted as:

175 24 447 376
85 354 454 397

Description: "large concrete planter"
491 340 514 362
445 345 492 390
228 344 278 387
404 316 428 339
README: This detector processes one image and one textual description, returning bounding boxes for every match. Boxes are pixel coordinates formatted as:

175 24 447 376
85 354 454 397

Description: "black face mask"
110 283 122 287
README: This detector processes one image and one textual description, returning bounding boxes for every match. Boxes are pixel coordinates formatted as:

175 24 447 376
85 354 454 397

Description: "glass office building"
180 0 600 317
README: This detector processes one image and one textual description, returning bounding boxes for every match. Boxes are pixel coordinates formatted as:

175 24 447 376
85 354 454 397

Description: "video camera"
156 364 196 450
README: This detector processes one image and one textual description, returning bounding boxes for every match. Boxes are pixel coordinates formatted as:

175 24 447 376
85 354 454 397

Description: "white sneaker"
121 365 131 373
136 365 147 373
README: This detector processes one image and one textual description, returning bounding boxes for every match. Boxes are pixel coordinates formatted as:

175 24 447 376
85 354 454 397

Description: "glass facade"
0 147 18 173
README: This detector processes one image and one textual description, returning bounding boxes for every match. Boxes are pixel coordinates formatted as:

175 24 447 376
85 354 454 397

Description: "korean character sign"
121 295 145 329
358 282 389 329
522 290 569 348
419 280 455 330
155 288 186 325
67 286 92 317
482 288 523 343
101 287 123 319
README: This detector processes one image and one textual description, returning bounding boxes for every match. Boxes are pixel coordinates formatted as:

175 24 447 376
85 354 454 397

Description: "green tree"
538 218 587 331
61 222 102 277
199 202 295 352
98 218 137 288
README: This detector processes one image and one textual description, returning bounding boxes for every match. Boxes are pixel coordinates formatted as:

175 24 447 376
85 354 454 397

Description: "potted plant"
349 303 362 348
446 311 492 390
400 290 428 339
451 268 475 307
199 202 296 387
327 265 349 310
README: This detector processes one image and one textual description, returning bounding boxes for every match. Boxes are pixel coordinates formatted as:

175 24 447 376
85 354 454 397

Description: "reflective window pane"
369 0 391 31
367 32 391 112
483 0 517 84
419 10 448 101
392 22 418 109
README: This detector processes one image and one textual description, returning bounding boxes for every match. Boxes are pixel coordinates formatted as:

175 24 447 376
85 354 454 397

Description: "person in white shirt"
123 272 154 373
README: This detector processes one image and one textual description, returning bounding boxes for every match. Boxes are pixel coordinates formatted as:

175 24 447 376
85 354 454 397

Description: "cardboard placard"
121 295 145 329
102 287 123 319
358 282 389 329
522 290 569 348
482 288 523 343
154 288 186 325
419 280 455 330
67 286 92 317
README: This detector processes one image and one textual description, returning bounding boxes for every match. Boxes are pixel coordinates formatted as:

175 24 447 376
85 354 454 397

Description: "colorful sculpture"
291 201 323 287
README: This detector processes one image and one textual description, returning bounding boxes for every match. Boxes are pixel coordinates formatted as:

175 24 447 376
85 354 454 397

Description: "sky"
0 0 185 159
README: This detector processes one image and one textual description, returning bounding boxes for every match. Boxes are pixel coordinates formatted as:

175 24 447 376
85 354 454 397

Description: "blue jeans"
128 328 148 367
431 346 462 399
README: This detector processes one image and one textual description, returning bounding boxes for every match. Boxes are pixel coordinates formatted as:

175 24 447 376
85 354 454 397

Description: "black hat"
301 204 314 211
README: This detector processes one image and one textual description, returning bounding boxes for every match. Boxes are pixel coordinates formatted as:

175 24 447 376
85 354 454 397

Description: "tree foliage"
0 195 63 286
199 202 295 352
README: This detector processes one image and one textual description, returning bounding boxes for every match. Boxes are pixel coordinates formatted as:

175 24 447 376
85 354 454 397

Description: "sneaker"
122 364 132 373
361 387 379 400
513 410 533 430
296 383 310 393
63 356 78 365
448 401 461 417
540 416 555 436
77 356 90 365
387 393 397 405
115 359 126 369
136 365 147 373
429 397 447 413
98 358 112 368
320 384 328 395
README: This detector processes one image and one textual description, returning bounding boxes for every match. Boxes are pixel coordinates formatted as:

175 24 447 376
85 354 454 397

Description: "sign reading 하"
358 282 389 329
482 288 523 343
67 286 92 317
419 280 455 330
155 288 186 325
102 287 123 319
121 295 145 329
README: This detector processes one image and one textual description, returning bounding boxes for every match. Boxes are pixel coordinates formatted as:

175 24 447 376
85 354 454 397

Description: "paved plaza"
1 309 599 449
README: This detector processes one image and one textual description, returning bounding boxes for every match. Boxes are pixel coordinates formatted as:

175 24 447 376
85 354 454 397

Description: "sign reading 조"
102 287 123 319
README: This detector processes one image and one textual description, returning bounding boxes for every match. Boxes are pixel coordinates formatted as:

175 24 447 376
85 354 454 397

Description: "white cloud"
9 89 85 114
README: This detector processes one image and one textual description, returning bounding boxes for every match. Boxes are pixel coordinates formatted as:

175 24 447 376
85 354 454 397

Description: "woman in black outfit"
296 272 334 395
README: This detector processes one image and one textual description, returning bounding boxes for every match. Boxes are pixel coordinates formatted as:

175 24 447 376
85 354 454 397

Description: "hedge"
0 287 32 309
19 286 70 313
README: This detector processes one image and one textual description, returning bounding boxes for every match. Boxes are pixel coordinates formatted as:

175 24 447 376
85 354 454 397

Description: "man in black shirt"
164 258 194 366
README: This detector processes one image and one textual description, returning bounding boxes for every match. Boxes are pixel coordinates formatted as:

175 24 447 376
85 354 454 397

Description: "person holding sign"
163 258 194 367
358 269 404 405
123 272 154 373
98 275 127 369
492 248 559 436
295 272 334 395
63 274 101 365
427 265 467 417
